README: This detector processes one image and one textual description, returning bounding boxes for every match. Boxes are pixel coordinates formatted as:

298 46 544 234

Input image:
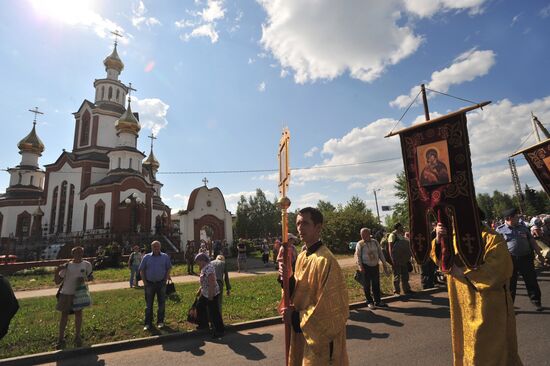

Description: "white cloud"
131 96 170 135
348 181 367 190
294 192 329 209
404 0 487 18
259 0 423 84
510 13 521 27
176 0 225 43
390 49 496 108
29 0 129 43
131 1 162 29
539 4 550 18
258 81 266 92
304 146 319 158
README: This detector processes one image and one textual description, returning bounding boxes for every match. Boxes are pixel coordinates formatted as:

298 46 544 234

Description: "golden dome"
115 101 141 135
103 44 124 73
18 123 45 155
143 149 160 171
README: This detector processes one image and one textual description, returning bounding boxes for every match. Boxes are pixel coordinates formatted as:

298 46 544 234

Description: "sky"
1 0 550 220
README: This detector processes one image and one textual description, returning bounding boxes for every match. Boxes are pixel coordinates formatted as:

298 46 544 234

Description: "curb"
0 286 446 366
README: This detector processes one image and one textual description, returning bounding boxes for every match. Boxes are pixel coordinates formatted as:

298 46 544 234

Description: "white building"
0 42 171 246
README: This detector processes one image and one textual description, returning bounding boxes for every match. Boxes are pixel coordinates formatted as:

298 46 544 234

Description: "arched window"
94 199 105 229
57 181 68 233
101 86 105 99
116 89 120 102
30 176 34 186
66 184 75 233
118 157 121 169
83 203 88 232
129 158 133 170
18 173 22 184
108 87 113 100
16 211 32 238
49 186 58 234
80 110 91 146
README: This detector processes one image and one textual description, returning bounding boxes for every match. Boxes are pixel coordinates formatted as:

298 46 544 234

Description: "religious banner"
387 103 489 270
512 139 550 198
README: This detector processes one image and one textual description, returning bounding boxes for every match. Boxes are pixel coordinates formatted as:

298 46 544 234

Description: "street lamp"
373 189 381 225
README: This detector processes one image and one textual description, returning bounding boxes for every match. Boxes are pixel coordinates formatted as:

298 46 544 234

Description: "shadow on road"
349 309 404 327
381 296 450 319
161 331 273 361
346 324 389 340
56 354 105 366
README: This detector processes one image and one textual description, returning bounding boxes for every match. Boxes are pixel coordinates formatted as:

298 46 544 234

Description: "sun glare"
29 0 94 25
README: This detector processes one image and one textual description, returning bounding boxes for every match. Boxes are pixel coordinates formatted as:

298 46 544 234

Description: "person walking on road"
281 207 349 365
388 223 413 295
139 241 172 330
496 208 543 311
211 255 231 313
195 253 225 338
54 246 93 349
435 212 523 366
128 245 142 288
185 241 196 275
355 228 389 309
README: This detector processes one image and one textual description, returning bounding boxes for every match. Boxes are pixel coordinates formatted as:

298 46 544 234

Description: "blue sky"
1 0 550 219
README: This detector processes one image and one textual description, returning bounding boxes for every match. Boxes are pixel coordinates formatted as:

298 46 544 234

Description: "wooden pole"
421 84 430 121
279 196 291 365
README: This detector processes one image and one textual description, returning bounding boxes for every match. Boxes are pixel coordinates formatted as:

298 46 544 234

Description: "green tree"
524 185 546 216
386 171 409 230
234 189 279 239
476 193 494 220
491 190 516 218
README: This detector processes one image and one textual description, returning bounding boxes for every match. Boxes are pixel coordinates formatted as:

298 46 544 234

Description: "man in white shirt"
54 246 93 349
355 228 389 309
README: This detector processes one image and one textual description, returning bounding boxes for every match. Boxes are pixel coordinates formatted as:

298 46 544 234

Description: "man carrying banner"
434 210 523 366
281 207 349 366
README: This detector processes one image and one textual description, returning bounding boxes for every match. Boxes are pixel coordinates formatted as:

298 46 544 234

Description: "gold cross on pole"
148 133 157 150
110 30 123 46
127 82 137 103
28 107 44 126
202 177 208 187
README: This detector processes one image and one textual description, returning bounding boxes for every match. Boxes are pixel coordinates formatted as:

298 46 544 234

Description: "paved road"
15 257 357 299
38 269 550 366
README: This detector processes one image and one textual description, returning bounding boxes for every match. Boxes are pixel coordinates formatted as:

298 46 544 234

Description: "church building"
0 41 171 247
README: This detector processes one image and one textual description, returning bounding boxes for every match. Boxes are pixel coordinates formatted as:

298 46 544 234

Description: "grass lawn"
0 267 399 359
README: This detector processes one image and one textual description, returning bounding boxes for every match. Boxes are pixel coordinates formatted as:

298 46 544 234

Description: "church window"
108 87 113 100
116 89 120 102
30 176 34 186
83 203 88 232
66 184 75 233
57 181 68 233
0 212 3 236
49 186 58 234
101 86 105 99
118 157 122 169
16 211 32 238
18 173 22 184
94 199 105 229
80 110 91 146
129 158 133 170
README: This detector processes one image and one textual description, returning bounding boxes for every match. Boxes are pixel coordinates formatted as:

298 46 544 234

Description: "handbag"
187 298 199 324
354 242 366 286
166 280 176 296
72 281 92 311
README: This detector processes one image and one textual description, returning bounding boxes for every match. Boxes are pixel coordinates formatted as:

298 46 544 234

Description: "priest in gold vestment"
434 222 523 366
283 207 349 366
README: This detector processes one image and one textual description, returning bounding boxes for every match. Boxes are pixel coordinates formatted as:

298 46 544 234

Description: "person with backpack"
388 223 413 295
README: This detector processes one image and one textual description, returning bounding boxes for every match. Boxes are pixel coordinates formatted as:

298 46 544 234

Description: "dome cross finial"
28 107 43 126
110 30 123 47
127 82 137 105
148 133 157 151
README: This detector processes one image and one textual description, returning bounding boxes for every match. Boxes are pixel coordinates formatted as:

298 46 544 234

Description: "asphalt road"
39 269 550 366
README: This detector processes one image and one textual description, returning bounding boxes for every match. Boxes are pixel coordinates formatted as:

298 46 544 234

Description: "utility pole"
373 189 381 225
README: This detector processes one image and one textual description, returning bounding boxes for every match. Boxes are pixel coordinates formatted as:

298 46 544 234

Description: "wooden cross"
28 107 44 126
110 30 123 46
202 177 208 187
462 234 475 254
148 133 157 150
414 233 426 252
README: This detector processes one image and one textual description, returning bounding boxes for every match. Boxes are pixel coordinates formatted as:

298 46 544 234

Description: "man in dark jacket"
0 274 19 339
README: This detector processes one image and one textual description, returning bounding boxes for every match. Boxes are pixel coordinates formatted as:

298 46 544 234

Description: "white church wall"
20 153 40 167
0 206 36 238
90 167 108 185
96 114 118 148
43 163 82 232
82 193 112 230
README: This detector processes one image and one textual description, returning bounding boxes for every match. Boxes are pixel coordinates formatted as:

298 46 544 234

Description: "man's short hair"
393 223 403 231
71 246 84 254
426 149 438 159
360 227 370 234
298 207 324 225
216 255 225 261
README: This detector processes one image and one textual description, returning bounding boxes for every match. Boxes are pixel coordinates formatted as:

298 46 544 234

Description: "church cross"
110 30 123 46
414 233 426 252
202 177 209 187
148 133 157 150
28 107 44 126
462 233 475 254
127 82 137 103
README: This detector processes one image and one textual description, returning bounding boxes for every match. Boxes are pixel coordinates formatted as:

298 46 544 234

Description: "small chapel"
0 39 173 254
